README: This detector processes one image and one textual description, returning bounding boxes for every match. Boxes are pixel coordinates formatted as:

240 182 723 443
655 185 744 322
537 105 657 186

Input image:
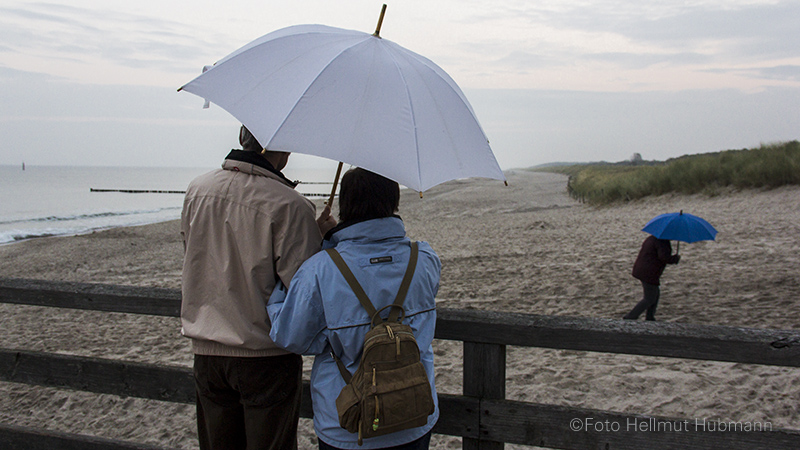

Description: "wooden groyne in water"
90 187 332 198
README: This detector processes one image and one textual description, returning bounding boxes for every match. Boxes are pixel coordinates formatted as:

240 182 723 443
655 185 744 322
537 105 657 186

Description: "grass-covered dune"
540 141 800 205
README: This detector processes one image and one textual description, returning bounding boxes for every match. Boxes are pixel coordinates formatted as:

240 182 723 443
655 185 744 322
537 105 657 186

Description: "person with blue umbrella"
623 211 717 321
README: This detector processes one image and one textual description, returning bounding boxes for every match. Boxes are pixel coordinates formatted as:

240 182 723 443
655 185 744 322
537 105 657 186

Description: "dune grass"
540 141 800 205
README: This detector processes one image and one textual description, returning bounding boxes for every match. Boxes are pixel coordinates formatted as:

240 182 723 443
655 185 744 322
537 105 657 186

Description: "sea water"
0 165 337 245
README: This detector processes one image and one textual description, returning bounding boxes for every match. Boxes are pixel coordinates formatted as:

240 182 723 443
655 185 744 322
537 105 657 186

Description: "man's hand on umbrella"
317 205 337 236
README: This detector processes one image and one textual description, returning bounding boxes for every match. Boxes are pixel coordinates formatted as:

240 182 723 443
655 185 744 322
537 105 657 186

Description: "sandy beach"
1 170 799 449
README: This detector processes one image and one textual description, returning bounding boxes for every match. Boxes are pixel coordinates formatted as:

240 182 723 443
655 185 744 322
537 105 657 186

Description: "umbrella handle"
327 162 344 207
676 241 680 254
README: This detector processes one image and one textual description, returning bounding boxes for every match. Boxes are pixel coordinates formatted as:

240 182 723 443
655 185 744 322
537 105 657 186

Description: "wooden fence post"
463 342 506 450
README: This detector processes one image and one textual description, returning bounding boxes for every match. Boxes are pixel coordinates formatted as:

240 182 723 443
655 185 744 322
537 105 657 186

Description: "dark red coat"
631 235 680 285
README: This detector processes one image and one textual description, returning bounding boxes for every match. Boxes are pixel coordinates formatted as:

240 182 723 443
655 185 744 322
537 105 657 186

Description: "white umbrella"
179 6 505 196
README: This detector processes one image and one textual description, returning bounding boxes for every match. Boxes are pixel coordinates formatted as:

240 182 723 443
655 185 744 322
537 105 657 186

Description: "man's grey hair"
239 126 263 152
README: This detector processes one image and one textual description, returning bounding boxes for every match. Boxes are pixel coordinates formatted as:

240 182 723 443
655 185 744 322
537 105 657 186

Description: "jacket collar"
323 216 405 249
222 150 297 188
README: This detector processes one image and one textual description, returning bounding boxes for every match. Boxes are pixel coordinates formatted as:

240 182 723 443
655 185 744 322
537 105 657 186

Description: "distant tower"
630 153 643 164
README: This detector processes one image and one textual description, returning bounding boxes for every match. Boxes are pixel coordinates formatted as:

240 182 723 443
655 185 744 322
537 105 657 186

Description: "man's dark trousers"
194 353 303 450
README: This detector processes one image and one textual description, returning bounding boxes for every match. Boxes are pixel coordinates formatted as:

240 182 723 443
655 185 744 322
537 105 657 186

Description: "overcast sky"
1 0 798 171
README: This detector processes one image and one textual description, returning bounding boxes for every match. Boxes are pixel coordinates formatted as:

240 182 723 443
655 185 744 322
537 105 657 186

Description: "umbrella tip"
373 4 387 37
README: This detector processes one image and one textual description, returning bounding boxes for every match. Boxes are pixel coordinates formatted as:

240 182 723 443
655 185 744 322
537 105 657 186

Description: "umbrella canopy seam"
212 27 360 67
378 40 423 191
381 40 494 183
261 36 377 152
378 40 493 188
179 28 360 93
385 40 480 120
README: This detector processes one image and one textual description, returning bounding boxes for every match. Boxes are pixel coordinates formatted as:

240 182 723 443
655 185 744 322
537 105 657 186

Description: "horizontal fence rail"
2 278 800 450
4 278 799 367
0 423 169 450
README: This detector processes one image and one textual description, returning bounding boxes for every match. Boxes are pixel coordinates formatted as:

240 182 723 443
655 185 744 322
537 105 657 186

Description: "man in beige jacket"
181 126 336 450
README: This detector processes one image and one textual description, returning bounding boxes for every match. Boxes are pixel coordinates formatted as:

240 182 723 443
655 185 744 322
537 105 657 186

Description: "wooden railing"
1 278 799 450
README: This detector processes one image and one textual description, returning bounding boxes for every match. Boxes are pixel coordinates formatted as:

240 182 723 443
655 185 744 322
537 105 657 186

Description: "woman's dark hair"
338 168 399 223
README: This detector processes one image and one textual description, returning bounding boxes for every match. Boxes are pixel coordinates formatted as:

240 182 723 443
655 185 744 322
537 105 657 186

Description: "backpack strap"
326 247 376 384
388 241 418 322
330 352 353 384
325 242 419 381
325 248 378 319
325 241 419 324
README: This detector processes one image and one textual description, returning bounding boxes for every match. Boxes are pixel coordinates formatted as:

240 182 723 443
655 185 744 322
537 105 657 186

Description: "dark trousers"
318 430 432 450
624 281 660 320
194 353 303 450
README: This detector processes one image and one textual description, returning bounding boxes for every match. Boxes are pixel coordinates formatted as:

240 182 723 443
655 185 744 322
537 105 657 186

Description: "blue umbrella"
642 211 717 252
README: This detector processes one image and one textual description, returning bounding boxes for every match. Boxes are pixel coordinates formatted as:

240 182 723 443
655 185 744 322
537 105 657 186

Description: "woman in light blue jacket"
268 168 441 450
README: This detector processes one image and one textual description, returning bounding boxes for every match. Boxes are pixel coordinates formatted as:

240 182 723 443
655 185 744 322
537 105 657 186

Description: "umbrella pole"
327 162 344 207
676 241 680 255
373 4 387 37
